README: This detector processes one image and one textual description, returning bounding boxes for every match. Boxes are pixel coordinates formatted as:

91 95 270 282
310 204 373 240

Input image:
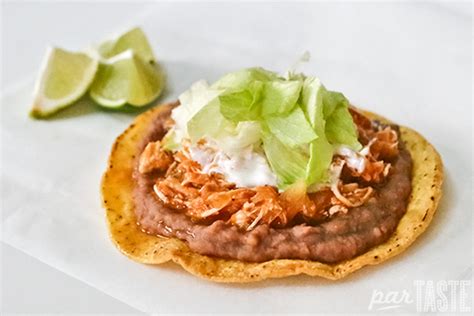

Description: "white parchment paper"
2 2 472 313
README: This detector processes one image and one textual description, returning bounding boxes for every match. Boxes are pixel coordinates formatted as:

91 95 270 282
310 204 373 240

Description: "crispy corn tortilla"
101 102 443 282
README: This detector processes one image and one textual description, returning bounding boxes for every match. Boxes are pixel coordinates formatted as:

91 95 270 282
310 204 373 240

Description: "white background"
1 1 472 314
2 3 150 313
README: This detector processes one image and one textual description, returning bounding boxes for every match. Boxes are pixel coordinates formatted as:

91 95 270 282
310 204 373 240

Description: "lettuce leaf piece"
162 80 223 149
187 100 262 153
265 106 317 147
212 67 279 90
218 81 263 122
161 129 180 151
261 80 302 115
322 89 345 117
262 129 309 189
323 90 361 150
301 77 333 184
306 138 333 185
187 98 235 142
325 106 361 150
219 77 303 122
217 121 262 154
172 80 223 138
300 77 323 126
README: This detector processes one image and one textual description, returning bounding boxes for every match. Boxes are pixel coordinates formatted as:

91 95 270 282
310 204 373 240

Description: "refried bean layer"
132 106 412 263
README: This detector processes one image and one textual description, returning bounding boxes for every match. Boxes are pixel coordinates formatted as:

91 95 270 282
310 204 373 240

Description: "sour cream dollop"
335 145 368 173
188 141 277 188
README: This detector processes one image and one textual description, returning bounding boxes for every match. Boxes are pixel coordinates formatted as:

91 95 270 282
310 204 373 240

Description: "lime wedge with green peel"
97 27 155 63
30 47 98 118
89 50 164 108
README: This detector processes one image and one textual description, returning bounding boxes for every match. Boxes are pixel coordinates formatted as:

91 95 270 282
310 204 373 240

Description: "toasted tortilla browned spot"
101 103 443 282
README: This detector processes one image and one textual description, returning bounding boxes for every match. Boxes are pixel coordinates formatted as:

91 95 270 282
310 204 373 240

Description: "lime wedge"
97 27 155 63
89 50 164 108
30 47 98 118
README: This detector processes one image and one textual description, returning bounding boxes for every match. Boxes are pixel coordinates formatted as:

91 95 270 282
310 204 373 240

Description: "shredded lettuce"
187 98 235 142
219 81 263 122
323 90 361 150
164 67 362 190
301 77 333 184
261 80 302 115
265 106 317 147
161 129 179 151
218 121 262 154
261 128 309 188
170 80 223 142
212 67 278 90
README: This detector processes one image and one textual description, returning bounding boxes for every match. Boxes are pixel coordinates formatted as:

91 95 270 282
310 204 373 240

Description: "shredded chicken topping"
138 141 173 174
138 110 400 230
